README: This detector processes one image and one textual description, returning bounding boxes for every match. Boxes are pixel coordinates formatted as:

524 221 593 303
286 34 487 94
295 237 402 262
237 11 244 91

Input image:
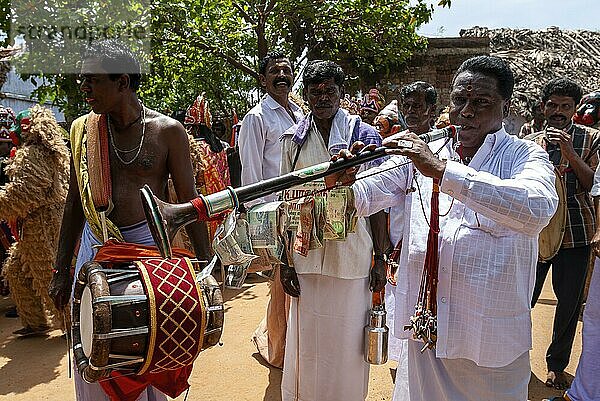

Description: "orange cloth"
195 140 230 239
93 239 193 263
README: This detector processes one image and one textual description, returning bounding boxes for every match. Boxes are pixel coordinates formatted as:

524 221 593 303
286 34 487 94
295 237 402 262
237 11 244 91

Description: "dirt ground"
0 272 582 401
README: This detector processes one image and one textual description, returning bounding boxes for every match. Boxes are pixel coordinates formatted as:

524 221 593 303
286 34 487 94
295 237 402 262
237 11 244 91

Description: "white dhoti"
393 340 530 401
567 257 600 401
281 274 370 401
385 282 402 361
72 222 167 401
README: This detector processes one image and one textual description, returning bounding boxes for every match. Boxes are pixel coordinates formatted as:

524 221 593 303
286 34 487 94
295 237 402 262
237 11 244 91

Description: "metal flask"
364 304 389 364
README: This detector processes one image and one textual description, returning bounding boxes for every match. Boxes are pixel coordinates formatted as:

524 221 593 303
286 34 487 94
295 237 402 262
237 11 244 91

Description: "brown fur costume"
0 105 69 331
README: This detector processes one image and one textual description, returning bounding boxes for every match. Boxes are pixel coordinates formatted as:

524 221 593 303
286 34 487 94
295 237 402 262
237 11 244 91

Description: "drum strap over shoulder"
86 113 113 212
70 114 123 241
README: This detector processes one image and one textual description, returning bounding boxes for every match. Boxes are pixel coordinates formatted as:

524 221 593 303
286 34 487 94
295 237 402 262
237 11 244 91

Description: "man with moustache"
279 60 386 401
400 81 437 137
49 39 209 401
239 51 304 368
527 78 600 390
328 55 557 400
239 51 304 202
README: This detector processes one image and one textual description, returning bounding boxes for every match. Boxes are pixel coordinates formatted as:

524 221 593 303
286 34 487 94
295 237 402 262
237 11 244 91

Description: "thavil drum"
72 257 223 383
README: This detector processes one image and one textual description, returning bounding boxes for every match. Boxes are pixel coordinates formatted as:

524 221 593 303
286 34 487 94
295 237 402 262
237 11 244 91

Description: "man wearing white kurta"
560 165 600 401
328 56 558 400
240 52 305 369
279 60 386 401
239 53 304 205
387 81 440 379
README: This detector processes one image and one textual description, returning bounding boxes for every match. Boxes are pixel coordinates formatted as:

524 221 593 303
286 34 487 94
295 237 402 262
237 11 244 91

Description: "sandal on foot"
546 371 571 391
545 371 556 387
552 371 571 391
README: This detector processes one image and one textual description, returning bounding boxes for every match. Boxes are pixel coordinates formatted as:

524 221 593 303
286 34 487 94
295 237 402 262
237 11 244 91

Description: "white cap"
378 100 398 121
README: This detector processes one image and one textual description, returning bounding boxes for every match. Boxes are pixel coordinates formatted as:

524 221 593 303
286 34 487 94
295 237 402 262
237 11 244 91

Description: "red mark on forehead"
317 82 327 91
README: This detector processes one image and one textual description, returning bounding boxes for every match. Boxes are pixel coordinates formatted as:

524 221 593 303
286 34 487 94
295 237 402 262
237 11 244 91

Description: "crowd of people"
229 49 600 401
0 38 598 401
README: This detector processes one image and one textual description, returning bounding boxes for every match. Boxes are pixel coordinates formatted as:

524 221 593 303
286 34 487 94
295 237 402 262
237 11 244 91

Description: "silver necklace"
108 103 146 165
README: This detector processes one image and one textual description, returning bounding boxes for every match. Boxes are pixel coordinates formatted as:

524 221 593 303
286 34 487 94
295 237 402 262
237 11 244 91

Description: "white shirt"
239 94 303 205
389 206 404 246
592 163 600 197
352 128 558 367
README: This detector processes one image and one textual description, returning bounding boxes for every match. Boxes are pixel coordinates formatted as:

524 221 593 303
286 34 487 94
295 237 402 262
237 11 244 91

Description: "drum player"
527 78 600 391
49 39 210 401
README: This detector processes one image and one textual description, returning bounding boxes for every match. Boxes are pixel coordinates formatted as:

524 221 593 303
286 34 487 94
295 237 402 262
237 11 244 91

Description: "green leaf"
0 0 450 121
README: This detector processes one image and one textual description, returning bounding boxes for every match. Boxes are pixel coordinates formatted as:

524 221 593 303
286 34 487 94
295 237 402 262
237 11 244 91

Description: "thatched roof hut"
460 26 600 121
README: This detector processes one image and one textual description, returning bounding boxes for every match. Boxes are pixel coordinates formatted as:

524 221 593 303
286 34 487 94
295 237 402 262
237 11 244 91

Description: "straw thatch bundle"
460 26 600 120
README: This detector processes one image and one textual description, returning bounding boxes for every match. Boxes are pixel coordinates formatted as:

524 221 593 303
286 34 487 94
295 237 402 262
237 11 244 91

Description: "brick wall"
379 37 490 114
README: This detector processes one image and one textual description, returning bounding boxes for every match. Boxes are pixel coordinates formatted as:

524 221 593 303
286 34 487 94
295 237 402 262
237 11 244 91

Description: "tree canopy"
2 0 451 121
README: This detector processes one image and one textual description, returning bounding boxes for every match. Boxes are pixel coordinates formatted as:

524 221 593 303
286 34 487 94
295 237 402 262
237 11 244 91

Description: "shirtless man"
49 39 209 401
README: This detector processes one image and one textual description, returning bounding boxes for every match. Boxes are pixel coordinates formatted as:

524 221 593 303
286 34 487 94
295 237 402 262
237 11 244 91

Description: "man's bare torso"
106 108 179 226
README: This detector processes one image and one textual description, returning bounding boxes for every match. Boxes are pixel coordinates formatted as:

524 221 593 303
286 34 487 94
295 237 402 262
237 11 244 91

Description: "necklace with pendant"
108 103 146 165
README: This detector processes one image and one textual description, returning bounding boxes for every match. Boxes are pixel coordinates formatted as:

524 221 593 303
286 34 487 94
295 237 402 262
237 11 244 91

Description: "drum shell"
107 275 149 358
72 262 149 382
200 274 224 348
72 258 225 382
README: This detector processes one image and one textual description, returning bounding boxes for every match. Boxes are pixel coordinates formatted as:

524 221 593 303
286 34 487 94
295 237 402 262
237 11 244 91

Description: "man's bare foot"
545 371 571 390
12 325 51 337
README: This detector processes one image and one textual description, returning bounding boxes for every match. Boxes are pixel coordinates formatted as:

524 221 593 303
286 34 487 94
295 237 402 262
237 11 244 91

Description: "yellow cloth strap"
70 114 123 241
